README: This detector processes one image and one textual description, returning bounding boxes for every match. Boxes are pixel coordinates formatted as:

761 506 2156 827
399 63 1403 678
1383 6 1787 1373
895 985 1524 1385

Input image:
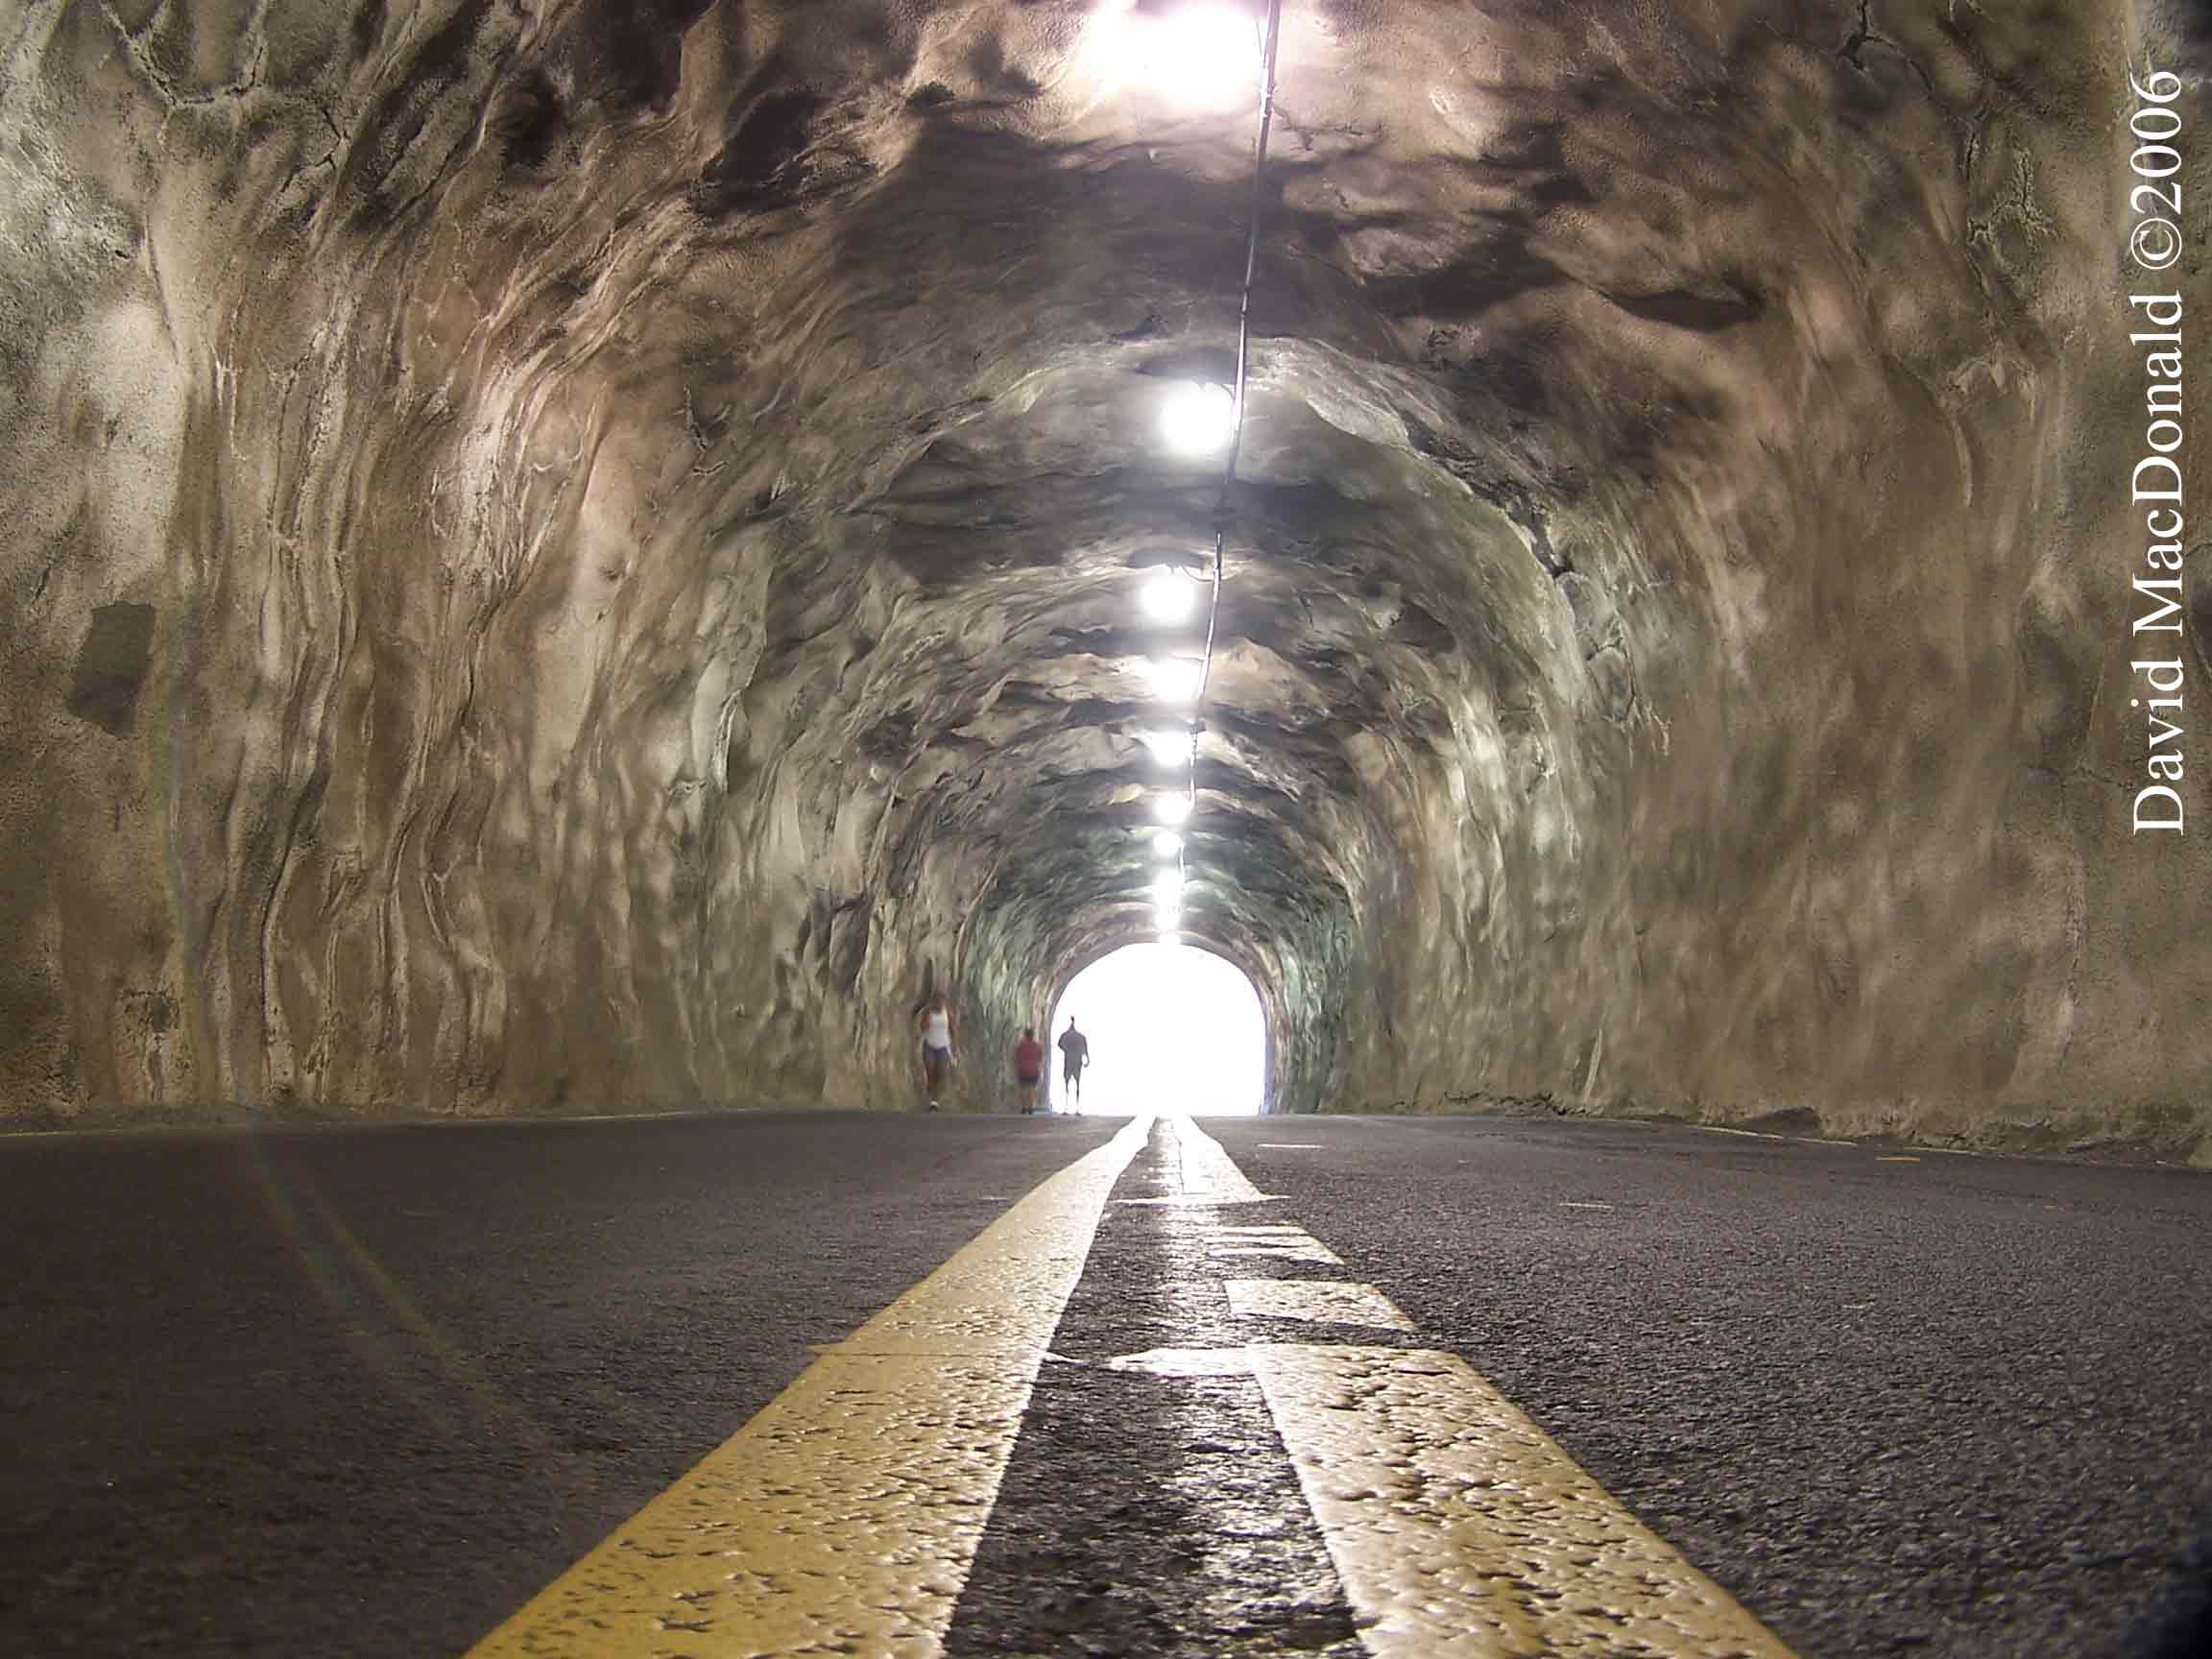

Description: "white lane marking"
1248 1344 1797 1658
1699 1124 1859 1149
1225 1278 1415 1331
1166 1114 1275 1202
1214 1242 1343 1263
1558 1200 1615 1211
1259 1142 1324 1148
1102 1347 1257 1377
1118 1193 1284 1207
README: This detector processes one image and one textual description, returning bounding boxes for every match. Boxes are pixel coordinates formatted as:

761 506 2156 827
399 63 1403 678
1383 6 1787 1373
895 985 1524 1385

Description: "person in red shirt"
1013 1027 1046 1115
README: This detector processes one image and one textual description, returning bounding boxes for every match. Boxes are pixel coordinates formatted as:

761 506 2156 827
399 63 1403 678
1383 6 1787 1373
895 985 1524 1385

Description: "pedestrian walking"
1057 1017 1090 1112
1014 1026 1046 1114
918 994 956 1110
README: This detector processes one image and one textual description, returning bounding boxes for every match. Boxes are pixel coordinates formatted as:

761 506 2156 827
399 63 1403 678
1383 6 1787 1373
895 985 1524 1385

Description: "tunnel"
1050 939 1270 1114
2 6 2210 1138
6 3 2212 1653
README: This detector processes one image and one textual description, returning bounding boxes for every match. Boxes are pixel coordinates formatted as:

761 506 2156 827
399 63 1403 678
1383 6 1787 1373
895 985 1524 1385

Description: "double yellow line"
469 1115 1795 1658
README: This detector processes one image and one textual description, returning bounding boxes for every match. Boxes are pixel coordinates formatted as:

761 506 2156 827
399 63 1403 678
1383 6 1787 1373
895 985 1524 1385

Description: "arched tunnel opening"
1047 940 1269 1115
5 3 2212 1654
0 0 2206 1150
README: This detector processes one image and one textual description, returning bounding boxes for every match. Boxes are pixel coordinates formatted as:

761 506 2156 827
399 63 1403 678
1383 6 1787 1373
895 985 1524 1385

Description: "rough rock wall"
0 0 2205 1146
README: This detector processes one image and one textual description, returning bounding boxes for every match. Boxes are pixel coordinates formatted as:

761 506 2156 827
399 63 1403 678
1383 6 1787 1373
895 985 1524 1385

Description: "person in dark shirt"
1057 1018 1090 1112
1013 1027 1046 1114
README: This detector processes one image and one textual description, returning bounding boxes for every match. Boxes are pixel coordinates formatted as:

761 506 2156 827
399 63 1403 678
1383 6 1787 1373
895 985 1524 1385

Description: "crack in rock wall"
0 0 2206 1150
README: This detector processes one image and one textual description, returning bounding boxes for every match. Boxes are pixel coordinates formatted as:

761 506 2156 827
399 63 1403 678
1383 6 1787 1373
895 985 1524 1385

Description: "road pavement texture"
5 1110 2210 1655
0 1111 1120 1656
1200 1116 2212 1659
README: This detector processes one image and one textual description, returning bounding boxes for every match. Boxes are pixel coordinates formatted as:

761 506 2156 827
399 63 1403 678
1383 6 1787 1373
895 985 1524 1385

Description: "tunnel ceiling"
2 0 2208 1143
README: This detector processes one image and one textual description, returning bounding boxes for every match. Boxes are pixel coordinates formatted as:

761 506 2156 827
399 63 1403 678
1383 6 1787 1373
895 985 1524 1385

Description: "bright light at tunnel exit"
1050 941 1265 1115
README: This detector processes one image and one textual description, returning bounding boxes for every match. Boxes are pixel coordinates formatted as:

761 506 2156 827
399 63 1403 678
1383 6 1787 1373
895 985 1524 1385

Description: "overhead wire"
1166 0 1285 942
1193 0 1285 716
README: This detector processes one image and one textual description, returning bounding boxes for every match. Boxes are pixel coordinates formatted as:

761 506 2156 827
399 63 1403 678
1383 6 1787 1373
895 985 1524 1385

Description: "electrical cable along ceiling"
1121 0 1286 959
0 0 2204 1149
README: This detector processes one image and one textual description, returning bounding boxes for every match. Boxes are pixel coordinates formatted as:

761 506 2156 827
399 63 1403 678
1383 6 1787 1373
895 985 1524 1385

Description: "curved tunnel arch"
0 0 2204 1158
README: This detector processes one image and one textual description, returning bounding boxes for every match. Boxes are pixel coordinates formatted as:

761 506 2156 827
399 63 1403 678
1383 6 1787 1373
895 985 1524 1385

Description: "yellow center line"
465 1114 1151 1659
1177 1117 1800 1658
1249 1344 1798 1658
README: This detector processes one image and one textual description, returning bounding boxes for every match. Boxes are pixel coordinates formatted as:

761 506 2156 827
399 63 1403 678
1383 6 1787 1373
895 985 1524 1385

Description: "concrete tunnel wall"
0 0 2207 1154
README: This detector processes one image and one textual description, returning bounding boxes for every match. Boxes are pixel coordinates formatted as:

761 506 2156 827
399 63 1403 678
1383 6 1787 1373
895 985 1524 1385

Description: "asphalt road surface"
3 1109 2207 1657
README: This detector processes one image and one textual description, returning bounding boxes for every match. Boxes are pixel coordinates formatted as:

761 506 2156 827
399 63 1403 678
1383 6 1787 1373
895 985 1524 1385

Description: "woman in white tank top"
918 995 956 1109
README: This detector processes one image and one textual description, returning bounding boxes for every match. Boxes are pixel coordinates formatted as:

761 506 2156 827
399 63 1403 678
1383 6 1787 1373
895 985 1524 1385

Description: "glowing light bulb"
1151 872 1185 905
1152 830 1184 859
1160 929 1183 948
1154 793 1191 827
1142 728 1195 767
1084 2 1260 111
1145 656 1204 706
1139 569 1198 623
1160 381 1237 455
1146 5 1262 109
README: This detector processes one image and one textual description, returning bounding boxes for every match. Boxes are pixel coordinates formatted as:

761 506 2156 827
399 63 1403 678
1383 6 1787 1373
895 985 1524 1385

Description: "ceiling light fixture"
1145 655 1204 705
1142 727 1196 766
1084 3 1260 111
1159 380 1238 456
1160 929 1183 948
1151 830 1184 859
1139 568 1199 623
1153 793 1192 827
1144 5 1262 110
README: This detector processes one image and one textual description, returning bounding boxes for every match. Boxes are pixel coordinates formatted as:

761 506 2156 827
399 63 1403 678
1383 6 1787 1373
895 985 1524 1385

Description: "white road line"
1225 1278 1414 1331
1102 1346 1256 1377
1214 1242 1345 1263
1166 1114 1274 1201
